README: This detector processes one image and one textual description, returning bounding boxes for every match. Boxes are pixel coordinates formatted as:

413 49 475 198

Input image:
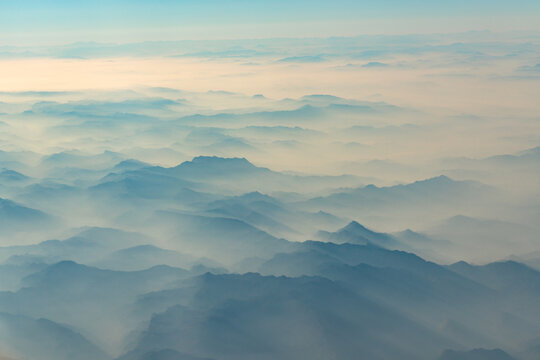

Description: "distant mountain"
278 55 325 63
0 169 31 183
440 146 540 190
507 249 540 271
259 240 490 300
206 204 297 237
66 227 151 249
0 197 50 220
302 176 493 225
438 348 515 360
91 168 198 200
488 146 540 164
41 150 123 170
518 145 540 158
0 198 55 231
104 156 362 194
392 229 433 245
262 240 444 276
0 261 190 355
308 175 488 207
171 156 263 179
316 221 401 248
153 211 293 264
0 260 47 291
447 260 540 345
0 312 110 360
93 244 195 271
21 260 188 290
207 191 281 207
178 105 323 126
16 181 81 201
391 229 445 261
429 215 538 260
112 159 150 171
125 273 451 360
0 227 151 264
0 150 40 170
259 241 493 304
444 146 540 168
238 125 322 138
204 192 299 237
448 260 540 294
256 241 540 349
204 193 346 242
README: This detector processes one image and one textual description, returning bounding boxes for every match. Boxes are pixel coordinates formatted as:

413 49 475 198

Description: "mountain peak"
189 156 253 166
341 221 378 237
316 221 398 248
416 175 453 185
172 156 269 178
176 156 255 169
113 159 149 170
235 191 276 203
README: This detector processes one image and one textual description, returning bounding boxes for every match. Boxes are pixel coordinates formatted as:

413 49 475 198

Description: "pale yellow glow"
1 56 538 118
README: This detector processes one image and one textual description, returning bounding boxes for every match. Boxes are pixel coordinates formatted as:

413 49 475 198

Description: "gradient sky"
1 0 539 45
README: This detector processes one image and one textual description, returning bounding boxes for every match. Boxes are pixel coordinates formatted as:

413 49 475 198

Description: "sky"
1 0 540 45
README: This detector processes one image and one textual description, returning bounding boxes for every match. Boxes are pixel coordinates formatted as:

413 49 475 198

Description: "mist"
0 17 539 360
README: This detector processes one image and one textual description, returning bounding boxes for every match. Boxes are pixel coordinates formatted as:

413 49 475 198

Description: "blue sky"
1 0 539 45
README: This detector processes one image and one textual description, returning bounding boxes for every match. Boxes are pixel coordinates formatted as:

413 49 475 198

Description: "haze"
0 2 539 360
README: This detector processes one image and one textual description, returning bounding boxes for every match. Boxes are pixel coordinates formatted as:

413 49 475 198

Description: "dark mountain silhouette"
126 273 451 360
